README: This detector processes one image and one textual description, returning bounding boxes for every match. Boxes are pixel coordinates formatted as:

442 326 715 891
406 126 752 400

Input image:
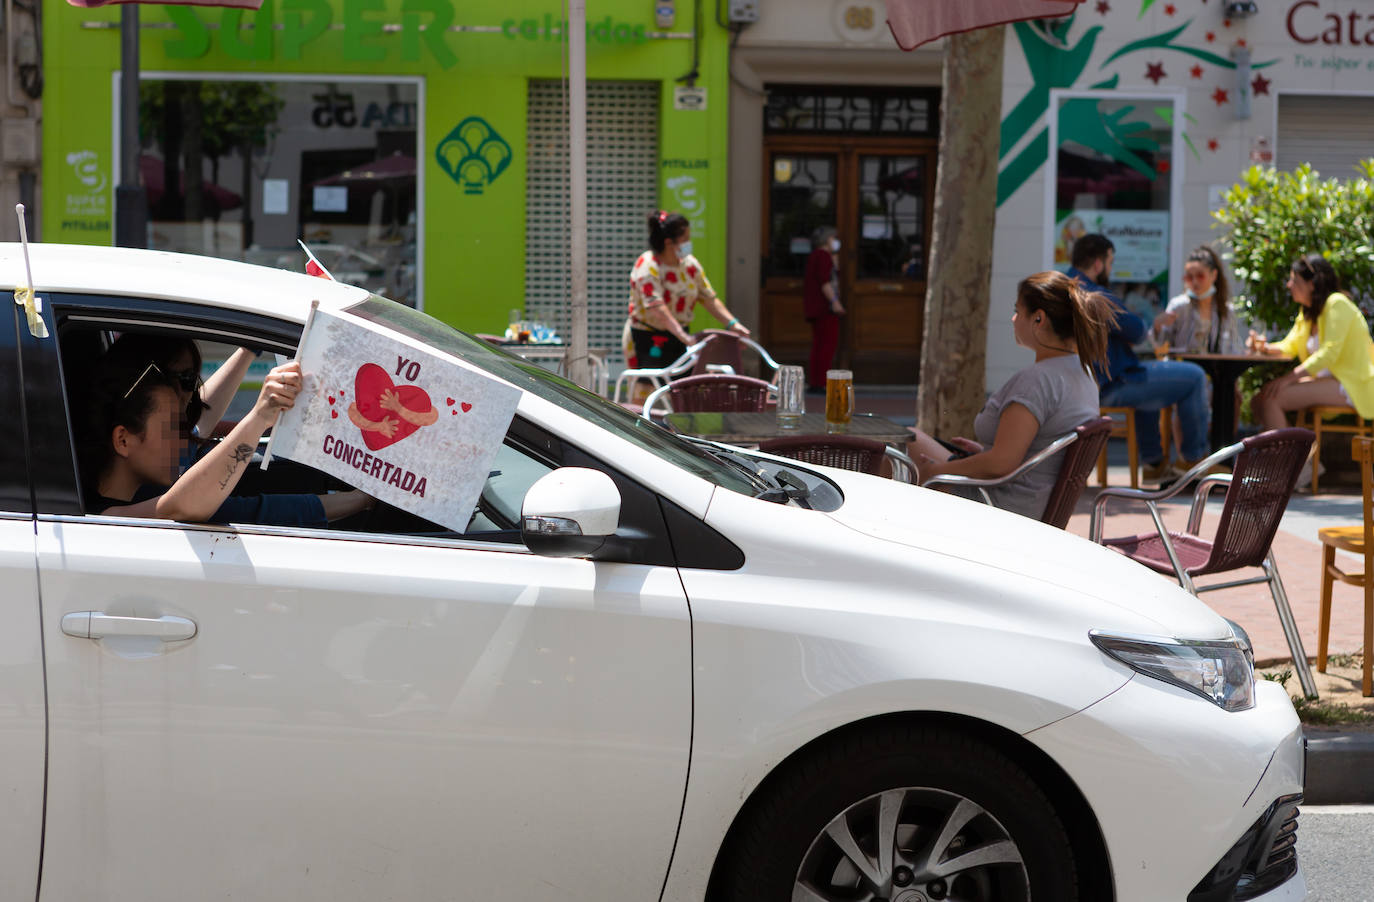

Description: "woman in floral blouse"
625 211 749 367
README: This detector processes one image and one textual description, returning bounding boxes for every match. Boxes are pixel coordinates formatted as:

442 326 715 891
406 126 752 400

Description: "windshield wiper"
755 468 814 508
682 437 775 494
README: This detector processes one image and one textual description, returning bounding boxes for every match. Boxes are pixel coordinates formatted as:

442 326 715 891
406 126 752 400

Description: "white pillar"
567 1 590 389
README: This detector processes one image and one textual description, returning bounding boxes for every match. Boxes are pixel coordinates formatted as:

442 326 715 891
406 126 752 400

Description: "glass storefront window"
138 77 420 307
1046 90 1182 334
857 154 925 281
765 153 836 278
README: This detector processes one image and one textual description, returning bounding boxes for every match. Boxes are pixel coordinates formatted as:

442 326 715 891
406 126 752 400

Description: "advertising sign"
1055 209 1170 281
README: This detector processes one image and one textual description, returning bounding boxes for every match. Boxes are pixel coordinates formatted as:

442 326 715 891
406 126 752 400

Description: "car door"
32 300 693 901
0 303 49 902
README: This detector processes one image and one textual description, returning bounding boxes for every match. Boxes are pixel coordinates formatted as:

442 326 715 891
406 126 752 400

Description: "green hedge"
1213 161 1374 331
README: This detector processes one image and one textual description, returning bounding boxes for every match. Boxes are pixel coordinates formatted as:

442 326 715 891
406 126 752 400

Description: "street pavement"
1298 805 1374 900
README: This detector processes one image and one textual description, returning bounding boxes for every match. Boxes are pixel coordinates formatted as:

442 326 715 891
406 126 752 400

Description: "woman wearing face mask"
1151 246 1242 354
1248 253 1374 433
626 210 749 368
803 225 845 391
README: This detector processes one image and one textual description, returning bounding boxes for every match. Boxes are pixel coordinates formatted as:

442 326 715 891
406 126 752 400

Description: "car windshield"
347 295 822 501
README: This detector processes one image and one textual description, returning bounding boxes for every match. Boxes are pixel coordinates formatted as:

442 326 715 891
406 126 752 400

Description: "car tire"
717 723 1079 902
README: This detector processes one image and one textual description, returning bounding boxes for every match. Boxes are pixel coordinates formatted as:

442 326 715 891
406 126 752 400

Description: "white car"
1 244 1303 902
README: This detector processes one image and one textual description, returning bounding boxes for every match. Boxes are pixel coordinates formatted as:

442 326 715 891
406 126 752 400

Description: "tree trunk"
916 26 1005 437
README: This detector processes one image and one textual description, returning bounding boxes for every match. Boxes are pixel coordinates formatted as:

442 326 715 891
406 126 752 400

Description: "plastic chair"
924 417 1113 529
612 339 706 407
1088 427 1317 697
1296 405 1373 493
757 434 919 484
1316 435 1374 695
640 374 775 417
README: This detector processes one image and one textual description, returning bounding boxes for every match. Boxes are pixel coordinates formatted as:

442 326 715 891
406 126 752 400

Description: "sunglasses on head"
122 361 200 399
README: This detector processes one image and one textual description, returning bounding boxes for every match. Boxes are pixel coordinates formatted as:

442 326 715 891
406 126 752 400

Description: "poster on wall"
1054 209 1169 281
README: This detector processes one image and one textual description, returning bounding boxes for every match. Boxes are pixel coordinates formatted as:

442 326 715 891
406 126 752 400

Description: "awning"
884 0 1084 51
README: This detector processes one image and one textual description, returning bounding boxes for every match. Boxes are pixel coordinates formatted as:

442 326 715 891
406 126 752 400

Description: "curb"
1304 730 1374 804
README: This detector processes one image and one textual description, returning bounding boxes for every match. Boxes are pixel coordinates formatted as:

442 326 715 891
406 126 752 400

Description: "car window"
51 314 556 543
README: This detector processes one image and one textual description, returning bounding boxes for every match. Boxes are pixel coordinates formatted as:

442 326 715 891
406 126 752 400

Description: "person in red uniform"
803 226 844 390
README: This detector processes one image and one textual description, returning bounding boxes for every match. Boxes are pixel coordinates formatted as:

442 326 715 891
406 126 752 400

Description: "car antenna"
13 203 48 339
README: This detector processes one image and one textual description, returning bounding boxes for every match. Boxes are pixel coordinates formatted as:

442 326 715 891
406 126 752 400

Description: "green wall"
43 0 731 333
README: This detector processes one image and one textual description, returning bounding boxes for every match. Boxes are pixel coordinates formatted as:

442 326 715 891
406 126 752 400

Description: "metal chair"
1316 435 1374 695
612 332 783 407
688 329 782 378
757 434 919 484
1088 427 1317 697
640 374 775 418
924 416 1113 529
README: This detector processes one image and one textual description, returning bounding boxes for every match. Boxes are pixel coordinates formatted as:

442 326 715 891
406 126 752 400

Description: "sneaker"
1141 460 1173 482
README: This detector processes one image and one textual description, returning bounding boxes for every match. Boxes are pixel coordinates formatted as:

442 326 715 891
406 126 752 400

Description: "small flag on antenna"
298 239 336 281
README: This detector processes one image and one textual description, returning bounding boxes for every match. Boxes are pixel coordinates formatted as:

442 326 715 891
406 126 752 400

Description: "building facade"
42 0 732 361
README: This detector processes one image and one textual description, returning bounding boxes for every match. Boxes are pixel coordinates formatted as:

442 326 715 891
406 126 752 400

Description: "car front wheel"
718 724 1080 902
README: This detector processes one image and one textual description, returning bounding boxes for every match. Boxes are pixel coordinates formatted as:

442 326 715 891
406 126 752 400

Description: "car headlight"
1090 631 1255 712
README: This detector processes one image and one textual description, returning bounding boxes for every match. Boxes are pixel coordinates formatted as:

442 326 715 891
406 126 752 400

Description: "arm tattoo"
219 443 255 489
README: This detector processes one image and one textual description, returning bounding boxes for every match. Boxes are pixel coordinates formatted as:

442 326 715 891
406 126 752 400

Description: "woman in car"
910 270 1116 519
80 349 373 525
104 332 257 441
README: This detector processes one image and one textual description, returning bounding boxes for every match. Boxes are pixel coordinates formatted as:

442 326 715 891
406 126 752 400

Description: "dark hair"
647 210 690 253
1291 253 1341 324
1070 233 1115 273
76 354 182 496
1018 270 1119 373
1186 245 1231 323
104 332 207 427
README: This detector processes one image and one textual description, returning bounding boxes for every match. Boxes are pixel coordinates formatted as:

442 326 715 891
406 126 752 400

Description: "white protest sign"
267 306 521 533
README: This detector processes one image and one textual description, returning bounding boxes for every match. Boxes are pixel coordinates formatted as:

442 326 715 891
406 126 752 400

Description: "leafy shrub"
1212 161 1374 331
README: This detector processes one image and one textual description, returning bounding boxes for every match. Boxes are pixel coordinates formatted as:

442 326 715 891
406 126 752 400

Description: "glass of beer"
825 368 854 432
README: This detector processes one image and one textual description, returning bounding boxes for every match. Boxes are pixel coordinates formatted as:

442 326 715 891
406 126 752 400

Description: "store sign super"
162 0 460 67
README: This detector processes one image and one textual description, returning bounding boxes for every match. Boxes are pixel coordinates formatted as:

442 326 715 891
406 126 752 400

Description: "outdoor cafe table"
663 411 912 446
1173 352 1275 450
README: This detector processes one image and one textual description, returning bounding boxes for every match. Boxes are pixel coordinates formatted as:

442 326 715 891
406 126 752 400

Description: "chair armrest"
924 430 1079 492
640 383 673 420
740 336 782 373
1088 441 1244 541
1184 474 1232 535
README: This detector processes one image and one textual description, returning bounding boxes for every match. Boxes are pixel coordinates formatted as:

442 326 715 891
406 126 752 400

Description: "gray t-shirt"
971 353 1100 519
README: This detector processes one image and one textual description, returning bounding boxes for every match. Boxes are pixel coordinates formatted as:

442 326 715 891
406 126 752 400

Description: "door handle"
61 612 197 642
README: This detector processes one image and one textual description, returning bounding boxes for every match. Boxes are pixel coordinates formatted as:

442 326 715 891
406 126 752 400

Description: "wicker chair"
641 374 775 417
924 417 1113 529
757 434 918 483
1089 426 1317 696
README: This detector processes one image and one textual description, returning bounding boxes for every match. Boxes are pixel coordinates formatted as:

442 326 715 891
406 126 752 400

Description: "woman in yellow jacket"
1248 253 1374 430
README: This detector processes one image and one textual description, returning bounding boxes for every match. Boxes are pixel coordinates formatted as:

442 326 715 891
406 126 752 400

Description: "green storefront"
43 0 731 345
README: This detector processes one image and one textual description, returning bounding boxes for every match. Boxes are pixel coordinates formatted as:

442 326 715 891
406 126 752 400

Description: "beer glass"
775 365 805 429
825 368 854 432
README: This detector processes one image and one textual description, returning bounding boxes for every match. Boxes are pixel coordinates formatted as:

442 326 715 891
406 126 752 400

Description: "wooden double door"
760 137 936 385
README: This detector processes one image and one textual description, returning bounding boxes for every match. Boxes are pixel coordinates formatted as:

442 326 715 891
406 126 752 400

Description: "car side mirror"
520 467 621 557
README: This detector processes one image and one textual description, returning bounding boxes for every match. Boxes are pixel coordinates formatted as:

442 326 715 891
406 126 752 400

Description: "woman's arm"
108 363 302 522
319 489 376 521
644 303 695 345
918 404 1039 482
196 347 257 435
700 295 751 336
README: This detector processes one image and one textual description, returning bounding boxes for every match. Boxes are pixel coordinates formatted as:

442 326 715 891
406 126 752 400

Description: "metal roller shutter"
526 80 659 371
1276 94 1374 177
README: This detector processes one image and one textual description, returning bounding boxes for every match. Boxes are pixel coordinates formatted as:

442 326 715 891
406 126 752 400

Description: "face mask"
676 240 693 257
1186 285 1217 300
830 239 841 251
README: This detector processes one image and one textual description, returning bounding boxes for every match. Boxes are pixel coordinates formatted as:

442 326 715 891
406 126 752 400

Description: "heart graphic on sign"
351 363 435 451
461 402 472 412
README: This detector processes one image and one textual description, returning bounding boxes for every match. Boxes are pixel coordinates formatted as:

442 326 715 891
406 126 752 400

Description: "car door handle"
61 612 198 641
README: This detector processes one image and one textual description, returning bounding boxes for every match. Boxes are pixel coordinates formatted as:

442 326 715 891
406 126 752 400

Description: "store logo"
436 118 512 195
666 174 705 220
66 150 106 194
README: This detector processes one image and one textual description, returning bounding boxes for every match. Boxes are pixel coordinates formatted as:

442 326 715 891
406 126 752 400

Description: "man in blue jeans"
1067 234 1211 481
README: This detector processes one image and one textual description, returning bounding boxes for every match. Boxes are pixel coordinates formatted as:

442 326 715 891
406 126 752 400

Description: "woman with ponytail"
910 271 1116 519
625 211 748 367
1152 245 1242 353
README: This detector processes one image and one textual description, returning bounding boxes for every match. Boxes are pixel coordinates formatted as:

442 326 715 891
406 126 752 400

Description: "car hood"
818 469 1233 640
